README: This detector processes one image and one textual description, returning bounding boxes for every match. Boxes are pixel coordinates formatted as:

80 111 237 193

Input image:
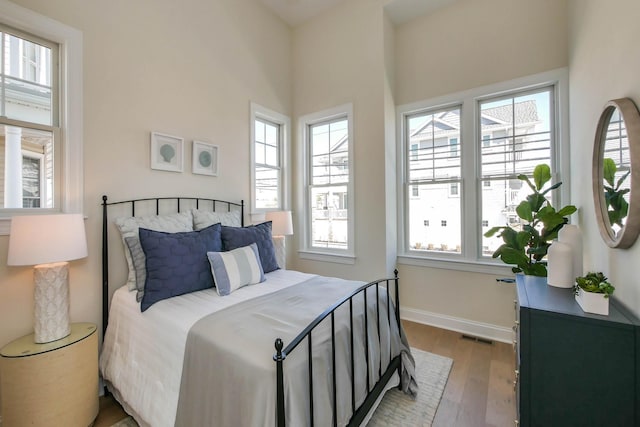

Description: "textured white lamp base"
34 262 71 343
272 235 286 269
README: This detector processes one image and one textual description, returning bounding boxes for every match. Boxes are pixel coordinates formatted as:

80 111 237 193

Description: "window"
404 106 462 254
299 104 354 261
250 103 290 215
449 182 459 196
449 137 458 157
479 87 556 257
0 3 83 234
398 69 568 272
1 25 56 210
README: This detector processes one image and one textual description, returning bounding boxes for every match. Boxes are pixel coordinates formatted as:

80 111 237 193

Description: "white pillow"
114 211 194 291
207 243 265 296
192 208 242 230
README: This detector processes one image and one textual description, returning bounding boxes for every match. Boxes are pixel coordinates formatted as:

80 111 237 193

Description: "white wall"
568 0 640 317
0 0 291 410
291 0 392 280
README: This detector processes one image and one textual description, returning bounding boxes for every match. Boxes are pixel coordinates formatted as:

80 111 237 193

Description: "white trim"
396 67 569 270
298 250 356 265
0 0 83 234
398 254 514 275
401 306 513 344
249 102 290 214
298 103 355 258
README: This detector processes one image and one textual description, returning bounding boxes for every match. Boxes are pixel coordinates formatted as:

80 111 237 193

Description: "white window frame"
249 102 290 217
396 68 569 274
298 103 355 264
0 0 83 234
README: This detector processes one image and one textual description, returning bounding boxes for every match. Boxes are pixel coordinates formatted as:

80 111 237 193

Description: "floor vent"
461 334 494 345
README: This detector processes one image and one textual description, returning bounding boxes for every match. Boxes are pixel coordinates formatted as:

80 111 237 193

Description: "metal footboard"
273 270 401 427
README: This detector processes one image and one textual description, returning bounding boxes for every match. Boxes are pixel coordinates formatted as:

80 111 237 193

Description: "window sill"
298 250 356 265
397 254 514 276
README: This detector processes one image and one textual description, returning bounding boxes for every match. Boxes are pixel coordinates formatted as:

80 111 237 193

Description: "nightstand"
0 322 99 427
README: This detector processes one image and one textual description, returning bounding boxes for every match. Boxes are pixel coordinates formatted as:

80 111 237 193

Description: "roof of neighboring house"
411 100 540 139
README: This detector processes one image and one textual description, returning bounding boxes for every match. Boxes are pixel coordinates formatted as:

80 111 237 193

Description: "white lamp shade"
265 211 293 236
8 214 88 266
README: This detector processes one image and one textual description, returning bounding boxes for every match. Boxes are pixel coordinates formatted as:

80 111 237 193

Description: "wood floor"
93 320 516 427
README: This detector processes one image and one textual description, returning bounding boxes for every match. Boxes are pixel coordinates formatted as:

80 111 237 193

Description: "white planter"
575 287 609 315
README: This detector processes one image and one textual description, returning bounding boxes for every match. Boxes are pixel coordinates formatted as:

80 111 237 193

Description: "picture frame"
192 140 219 176
150 132 184 172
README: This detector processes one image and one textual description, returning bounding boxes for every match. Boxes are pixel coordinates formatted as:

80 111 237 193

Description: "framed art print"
192 140 219 176
151 132 184 172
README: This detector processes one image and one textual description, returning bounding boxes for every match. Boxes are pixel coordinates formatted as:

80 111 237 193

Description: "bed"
99 195 417 427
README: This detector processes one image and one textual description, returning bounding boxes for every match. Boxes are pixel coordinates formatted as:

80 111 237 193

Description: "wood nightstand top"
1 322 96 358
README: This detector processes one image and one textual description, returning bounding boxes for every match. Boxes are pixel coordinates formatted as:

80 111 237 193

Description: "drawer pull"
513 370 519 391
512 320 520 332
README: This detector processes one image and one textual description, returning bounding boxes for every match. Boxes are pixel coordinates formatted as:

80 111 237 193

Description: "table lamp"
7 214 88 343
265 211 293 269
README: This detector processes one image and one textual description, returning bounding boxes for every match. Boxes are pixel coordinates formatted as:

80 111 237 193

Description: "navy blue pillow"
139 223 222 312
221 221 279 273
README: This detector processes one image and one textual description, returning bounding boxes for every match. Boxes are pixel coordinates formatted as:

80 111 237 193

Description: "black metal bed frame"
274 272 402 427
101 195 244 335
101 195 403 427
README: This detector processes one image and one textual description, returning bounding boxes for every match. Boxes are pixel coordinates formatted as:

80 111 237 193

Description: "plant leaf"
556 205 577 217
516 201 533 222
483 226 504 238
615 170 631 190
499 247 529 267
533 164 551 190
603 158 616 187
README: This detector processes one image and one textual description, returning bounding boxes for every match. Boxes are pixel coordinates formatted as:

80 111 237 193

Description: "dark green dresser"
515 274 640 426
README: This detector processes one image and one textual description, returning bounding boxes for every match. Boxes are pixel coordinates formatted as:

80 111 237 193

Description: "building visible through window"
0 26 57 209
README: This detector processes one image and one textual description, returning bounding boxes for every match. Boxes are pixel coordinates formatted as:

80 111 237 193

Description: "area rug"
111 348 452 427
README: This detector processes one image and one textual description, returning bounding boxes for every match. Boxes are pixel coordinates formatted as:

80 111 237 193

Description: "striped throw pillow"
207 243 265 296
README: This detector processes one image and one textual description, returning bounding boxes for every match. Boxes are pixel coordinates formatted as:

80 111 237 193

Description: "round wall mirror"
593 98 640 248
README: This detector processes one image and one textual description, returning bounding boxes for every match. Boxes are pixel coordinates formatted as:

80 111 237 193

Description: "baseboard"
401 307 513 344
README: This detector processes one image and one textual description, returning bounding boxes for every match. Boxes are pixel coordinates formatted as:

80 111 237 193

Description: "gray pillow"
125 236 146 302
114 211 194 291
192 209 242 230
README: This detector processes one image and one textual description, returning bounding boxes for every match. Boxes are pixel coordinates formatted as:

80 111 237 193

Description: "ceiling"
259 0 459 27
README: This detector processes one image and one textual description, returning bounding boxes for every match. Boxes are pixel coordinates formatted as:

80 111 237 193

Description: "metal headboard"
101 195 244 336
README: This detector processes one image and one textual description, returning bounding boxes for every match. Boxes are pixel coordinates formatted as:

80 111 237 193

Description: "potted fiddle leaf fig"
484 164 577 277
574 271 615 315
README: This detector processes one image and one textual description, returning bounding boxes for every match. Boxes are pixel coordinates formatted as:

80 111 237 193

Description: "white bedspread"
100 269 317 427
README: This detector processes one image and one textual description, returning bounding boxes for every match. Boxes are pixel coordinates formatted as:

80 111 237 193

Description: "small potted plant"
574 272 615 315
484 164 577 277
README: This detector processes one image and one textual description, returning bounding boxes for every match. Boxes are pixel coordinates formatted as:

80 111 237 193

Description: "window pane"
0 126 53 208
255 141 265 164
480 89 552 179
265 121 278 146
407 107 461 183
480 87 554 257
265 144 277 167
408 182 461 253
255 120 265 143
310 185 348 249
255 167 279 209
310 119 349 185
2 32 53 126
